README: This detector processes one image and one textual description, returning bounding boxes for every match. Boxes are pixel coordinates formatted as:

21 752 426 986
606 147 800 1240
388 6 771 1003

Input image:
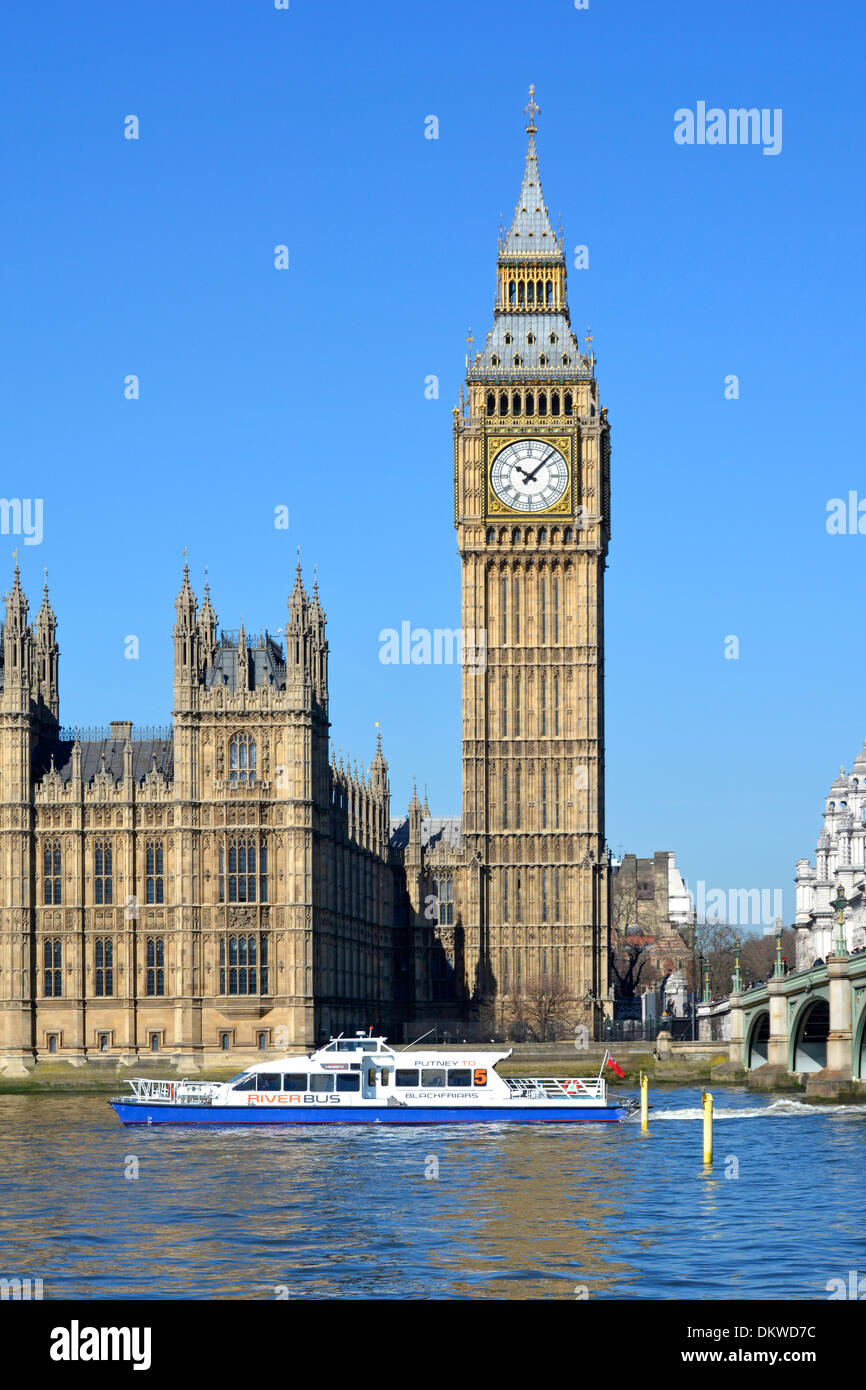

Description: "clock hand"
522 449 557 483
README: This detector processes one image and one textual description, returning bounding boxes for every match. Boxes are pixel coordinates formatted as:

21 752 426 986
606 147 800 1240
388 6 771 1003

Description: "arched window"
513 355 521 367
502 771 509 830
44 939 62 997
504 332 512 344
512 392 521 414
514 577 521 642
511 527 521 544
541 767 548 829
546 280 553 305
146 840 164 904
539 355 547 366
219 836 268 904
509 280 516 304
563 527 573 543
538 525 547 544
536 279 544 303
43 840 61 905
518 281 525 306
95 938 114 997
527 280 534 304
552 391 560 415
486 527 495 543
549 332 557 344
219 934 269 996
538 391 547 414
515 766 521 829
527 333 535 345
526 391 534 415
146 937 165 997
554 672 560 735
562 354 570 366
486 392 495 416
94 839 113 905
565 391 573 415
514 672 521 736
499 392 508 416
491 355 499 366
229 734 257 787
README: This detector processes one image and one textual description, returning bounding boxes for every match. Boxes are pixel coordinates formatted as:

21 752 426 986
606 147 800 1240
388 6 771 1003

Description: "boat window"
380 1068 390 1085
283 1073 307 1091
361 1042 378 1053
395 1069 419 1087
447 1069 472 1087
310 1074 334 1092
336 1040 362 1051
421 1068 447 1088
257 1073 282 1092
336 1073 361 1093
232 1075 258 1091
367 1067 377 1086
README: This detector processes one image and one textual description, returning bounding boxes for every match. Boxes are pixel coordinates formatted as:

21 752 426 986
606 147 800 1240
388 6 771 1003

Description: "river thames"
0 1088 863 1300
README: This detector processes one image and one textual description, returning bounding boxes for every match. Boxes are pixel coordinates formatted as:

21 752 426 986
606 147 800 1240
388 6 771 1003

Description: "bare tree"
505 974 579 1042
739 928 796 988
608 941 652 999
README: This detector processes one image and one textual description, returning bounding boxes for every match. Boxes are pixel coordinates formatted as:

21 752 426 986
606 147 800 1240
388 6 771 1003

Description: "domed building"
794 741 866 968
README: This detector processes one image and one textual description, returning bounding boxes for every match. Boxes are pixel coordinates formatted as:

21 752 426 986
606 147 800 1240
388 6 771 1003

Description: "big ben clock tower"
455 88 611 1031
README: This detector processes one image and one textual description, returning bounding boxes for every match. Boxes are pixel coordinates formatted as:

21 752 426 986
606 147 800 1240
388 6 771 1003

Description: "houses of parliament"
0 91 612 1071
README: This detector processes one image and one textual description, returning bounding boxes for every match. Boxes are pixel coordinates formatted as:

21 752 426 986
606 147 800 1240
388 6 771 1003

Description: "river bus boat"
109 1033 638 1126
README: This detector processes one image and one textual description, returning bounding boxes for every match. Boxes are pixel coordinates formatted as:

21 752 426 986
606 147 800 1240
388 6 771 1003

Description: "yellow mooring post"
702 1089 713 1165
640 1072 649 1133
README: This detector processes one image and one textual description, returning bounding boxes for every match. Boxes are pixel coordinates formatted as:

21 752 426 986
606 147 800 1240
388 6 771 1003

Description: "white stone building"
794 739 866 968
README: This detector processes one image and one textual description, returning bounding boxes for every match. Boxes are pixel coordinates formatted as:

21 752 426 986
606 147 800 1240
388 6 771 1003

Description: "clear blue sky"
1 0 864 921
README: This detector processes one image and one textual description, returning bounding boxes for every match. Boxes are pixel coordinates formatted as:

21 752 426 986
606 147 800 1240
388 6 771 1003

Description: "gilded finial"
524 84 540 134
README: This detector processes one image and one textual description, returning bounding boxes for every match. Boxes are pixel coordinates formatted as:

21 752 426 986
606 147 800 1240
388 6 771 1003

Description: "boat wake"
647 1098 866 1121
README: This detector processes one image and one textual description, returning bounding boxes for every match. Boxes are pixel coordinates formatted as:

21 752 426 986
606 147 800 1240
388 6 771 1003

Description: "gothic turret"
309 571 328 704
198 571 218 667
34 572 59 723
173 562 200 704
1 563 33 714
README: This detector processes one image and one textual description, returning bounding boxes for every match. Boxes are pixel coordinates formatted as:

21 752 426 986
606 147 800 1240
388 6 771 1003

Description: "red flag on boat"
606 1056 625 1078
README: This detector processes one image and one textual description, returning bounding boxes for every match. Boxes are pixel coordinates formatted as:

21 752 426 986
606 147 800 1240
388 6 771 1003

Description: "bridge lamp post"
830 885 848 958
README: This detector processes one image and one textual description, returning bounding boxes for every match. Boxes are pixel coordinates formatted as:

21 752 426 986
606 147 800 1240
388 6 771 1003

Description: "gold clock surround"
485 431 575 517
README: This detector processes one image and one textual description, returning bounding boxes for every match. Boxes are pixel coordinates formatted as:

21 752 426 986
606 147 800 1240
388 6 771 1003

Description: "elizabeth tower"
454 90 611 1028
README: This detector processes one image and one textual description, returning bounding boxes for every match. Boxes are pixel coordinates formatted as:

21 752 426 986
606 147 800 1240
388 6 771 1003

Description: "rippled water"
0 1088 864 1299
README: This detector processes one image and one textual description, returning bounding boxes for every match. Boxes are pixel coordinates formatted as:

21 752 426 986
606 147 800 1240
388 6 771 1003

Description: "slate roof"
35 737 174 785
501 131 558 259
204 631 286 693
476 312 583 374
389 816 463 853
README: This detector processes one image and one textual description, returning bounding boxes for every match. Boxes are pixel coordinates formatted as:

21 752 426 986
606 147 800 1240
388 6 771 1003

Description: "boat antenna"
398 1027 437 1052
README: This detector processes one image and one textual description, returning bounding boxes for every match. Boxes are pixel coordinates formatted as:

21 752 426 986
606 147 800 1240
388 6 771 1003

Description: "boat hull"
110 1101 631 1126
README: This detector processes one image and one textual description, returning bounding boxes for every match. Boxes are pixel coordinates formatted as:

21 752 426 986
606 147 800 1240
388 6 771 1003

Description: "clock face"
490 439 569 513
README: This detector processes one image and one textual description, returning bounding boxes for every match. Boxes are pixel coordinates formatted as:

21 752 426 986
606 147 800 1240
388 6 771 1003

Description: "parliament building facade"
0 93 612 1071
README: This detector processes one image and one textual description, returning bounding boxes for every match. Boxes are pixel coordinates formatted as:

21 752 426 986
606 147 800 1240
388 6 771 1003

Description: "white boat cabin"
212 1034 514 1107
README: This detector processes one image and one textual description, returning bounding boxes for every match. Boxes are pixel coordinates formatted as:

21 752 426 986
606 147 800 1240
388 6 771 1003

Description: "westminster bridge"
696 947 866 1096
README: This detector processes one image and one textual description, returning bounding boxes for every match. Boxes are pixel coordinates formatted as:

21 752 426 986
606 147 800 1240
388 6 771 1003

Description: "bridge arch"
746 1010 770 1069
854 997 866 1081
790 997 830 1073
